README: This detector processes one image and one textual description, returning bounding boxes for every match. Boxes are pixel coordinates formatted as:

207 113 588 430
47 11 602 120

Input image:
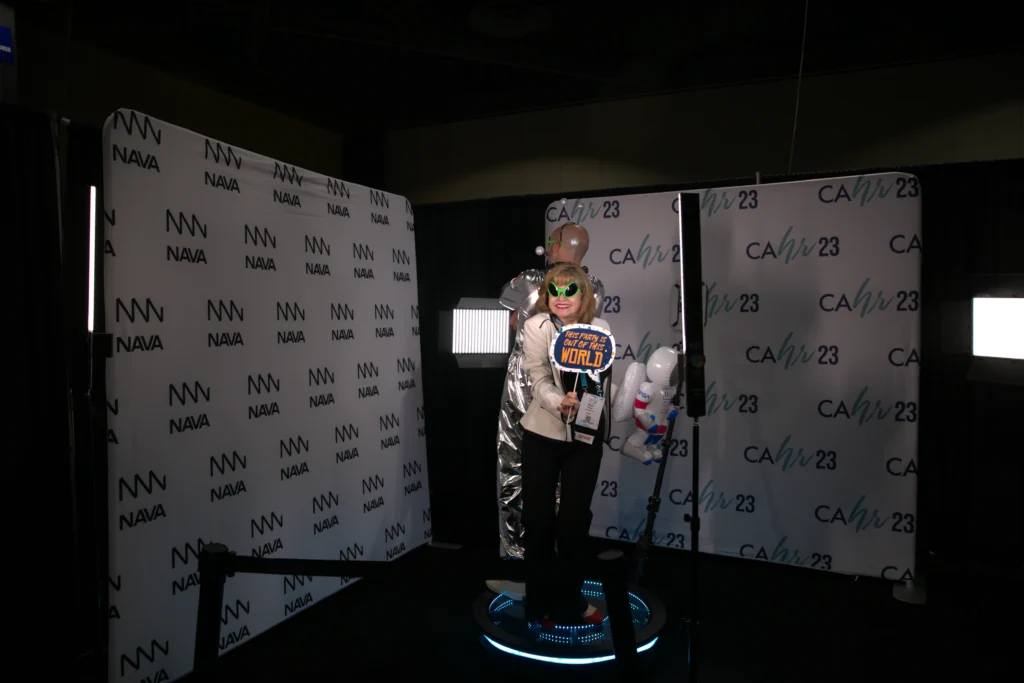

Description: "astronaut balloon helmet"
647 346 680 388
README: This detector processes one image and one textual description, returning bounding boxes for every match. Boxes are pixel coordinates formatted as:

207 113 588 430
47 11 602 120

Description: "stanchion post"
599 549 637 675
193 543 230 679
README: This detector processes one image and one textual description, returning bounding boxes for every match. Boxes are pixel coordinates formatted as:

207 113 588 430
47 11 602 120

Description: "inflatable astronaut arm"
611 361 646 422
612 348 682 425
610 347 681 466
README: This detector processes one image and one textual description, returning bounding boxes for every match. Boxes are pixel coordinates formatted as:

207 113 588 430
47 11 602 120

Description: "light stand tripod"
631 352 685 585
630 354 704 683
681 364 705 683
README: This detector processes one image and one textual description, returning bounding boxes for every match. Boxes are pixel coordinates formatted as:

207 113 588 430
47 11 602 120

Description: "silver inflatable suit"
495 233 604 560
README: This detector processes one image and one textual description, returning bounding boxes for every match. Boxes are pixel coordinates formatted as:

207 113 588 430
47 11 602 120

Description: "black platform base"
474 580 665 665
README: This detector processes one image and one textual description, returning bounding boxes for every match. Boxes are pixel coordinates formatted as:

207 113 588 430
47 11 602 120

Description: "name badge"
575 394 604 431
574 432 595 445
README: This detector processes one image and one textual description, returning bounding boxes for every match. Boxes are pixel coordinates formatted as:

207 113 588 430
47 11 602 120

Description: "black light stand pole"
600 549 639 678
678 191 707 683
684 413 702 683
85 331 113 683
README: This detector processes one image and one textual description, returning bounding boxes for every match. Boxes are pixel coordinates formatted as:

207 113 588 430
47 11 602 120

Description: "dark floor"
192 539 1014 682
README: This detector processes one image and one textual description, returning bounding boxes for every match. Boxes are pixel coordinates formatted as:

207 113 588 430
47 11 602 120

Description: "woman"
520 263 617 627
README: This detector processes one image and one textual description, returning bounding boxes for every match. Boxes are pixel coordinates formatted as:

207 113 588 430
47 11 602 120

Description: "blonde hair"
536 264 596 324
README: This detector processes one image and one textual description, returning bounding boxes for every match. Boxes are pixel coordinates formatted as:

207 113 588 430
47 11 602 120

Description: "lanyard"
580 372 604 397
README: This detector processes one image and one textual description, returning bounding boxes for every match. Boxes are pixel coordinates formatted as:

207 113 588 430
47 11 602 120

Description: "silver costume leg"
496 346 560 560
497 346 528 559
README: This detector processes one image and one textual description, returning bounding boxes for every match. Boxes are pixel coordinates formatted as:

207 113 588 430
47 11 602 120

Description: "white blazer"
520 313 618 442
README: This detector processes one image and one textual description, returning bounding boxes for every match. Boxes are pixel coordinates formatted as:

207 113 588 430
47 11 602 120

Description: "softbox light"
967 274 1023 386
439 298 512 369
972 297 1023 360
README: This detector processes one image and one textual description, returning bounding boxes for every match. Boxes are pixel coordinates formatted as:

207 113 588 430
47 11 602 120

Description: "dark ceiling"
19 0 1022 134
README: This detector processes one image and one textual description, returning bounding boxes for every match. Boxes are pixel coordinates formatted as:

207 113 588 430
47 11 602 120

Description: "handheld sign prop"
550 324 616 382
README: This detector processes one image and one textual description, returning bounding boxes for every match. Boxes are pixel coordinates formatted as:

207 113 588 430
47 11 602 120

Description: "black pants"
521 427 604 623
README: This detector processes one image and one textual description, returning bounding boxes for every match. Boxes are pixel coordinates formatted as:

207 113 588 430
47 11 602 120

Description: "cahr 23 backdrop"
547 175 920 580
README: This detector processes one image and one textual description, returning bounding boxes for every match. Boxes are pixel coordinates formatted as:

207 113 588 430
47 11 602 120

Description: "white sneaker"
485 580 526 601
501 581 526 601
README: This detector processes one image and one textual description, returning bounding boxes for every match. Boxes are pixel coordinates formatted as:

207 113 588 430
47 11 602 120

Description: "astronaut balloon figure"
611 346 681 465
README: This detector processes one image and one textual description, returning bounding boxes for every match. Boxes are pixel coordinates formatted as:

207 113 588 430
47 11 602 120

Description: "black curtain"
413 158 1024 574
413 196 550 549
341 133 387 190
1 104 76 670
913 159 1023 573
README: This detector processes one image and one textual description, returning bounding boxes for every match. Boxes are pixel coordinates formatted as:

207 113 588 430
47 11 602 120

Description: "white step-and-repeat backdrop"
546 175 920 580
103 110 429 683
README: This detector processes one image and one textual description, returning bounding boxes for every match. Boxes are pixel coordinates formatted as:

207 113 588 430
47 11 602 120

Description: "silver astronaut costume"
495 229 604 560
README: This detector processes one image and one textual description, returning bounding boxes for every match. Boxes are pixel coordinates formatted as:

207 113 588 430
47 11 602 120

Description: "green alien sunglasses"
547 281 580 298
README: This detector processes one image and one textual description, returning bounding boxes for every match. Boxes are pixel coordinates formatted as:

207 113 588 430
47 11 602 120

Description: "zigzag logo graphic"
335 424 359 442
210 451 247 476
250 512 284 537
113 111 162 144
276 302 305 321
244 224 276 248
170 539 206 568
204 140 242 168
273 162 304 185
331 303 355 320
207 299 243 322
221 599 250 624
326 178 350 198
313 492 340 513
279 437 309 457
361 474 384 493
115 297 164 323
165 210 207 237
120 639 169 675
118 471 167 500
369 189 390 208
168 382 211 406
283 575 313 593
